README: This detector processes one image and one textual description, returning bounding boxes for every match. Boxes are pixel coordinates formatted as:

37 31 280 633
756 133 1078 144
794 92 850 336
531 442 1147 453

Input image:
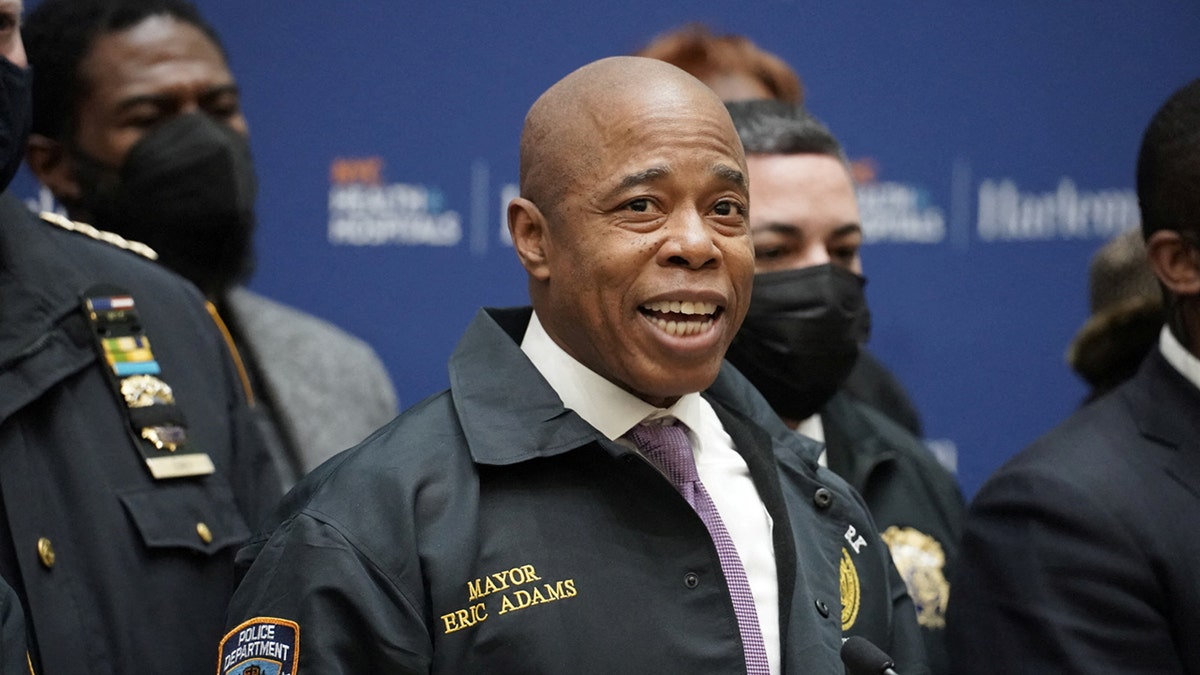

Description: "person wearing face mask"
22 0 399 489
724 100 964 675
637 25 927 439
0 0 283 669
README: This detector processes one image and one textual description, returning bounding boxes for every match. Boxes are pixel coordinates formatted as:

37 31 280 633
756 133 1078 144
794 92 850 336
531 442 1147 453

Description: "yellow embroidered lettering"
512 589 532 610
564 579 576 597
440 603 489 635
468 564 545 601
498 594 517 615
521 564 541 582
508 567 527 585
488 572 510 593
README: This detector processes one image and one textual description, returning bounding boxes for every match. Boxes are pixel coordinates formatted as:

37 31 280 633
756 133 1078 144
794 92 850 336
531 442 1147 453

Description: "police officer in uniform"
0 1 280 671
222 57 926 674
721 100 963 675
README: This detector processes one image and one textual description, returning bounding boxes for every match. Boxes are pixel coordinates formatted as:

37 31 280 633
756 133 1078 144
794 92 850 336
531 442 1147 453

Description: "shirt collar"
1159 324 1200 391
520 310 708 439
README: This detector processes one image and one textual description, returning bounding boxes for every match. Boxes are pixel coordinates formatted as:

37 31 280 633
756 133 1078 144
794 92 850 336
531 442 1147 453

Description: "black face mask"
725 264 871 422
0 58 32 190
70 112 258 298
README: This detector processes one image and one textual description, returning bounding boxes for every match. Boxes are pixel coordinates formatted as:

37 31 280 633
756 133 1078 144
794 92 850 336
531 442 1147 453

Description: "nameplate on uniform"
82 284 215 479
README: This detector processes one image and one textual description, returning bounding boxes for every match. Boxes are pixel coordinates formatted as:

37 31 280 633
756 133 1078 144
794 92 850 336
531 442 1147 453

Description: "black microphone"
840 635 901 675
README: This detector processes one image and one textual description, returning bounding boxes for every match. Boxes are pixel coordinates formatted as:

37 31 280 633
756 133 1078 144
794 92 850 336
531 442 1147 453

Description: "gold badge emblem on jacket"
880 526 949 629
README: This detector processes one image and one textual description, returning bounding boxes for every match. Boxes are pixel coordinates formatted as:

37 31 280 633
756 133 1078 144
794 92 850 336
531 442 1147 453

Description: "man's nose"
661 209 720 270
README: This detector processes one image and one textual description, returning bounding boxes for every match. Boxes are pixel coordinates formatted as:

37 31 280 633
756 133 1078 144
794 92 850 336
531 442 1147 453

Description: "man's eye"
713 200 744 216
831 246 859 262
626 199 651 212
755 246 785 260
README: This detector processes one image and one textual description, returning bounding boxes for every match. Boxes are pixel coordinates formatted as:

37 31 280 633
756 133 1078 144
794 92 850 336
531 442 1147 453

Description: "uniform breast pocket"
118 481 252 556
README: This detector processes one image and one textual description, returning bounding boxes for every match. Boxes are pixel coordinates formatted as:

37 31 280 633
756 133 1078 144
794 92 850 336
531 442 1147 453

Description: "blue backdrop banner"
16 0 1200 497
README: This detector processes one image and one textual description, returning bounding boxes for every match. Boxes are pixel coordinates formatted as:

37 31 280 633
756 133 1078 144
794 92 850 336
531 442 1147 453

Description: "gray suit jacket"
225 287 398 480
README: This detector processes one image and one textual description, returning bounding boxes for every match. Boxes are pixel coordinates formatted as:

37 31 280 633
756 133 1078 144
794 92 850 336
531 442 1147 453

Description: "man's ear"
508 197 552 281
1146 229 1200 296
25 133 81 202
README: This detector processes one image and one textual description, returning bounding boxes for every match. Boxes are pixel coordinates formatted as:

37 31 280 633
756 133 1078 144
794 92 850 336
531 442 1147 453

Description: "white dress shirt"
1159 325 1200 391
521 311 779 674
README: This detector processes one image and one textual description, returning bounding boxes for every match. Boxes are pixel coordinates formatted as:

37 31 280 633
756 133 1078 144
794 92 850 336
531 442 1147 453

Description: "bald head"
519 56 738 219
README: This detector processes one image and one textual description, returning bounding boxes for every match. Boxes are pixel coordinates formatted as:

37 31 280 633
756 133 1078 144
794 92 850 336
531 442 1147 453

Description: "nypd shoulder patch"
217 617 299 675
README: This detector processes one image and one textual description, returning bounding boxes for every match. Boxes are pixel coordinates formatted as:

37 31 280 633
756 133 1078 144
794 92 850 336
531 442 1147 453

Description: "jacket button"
813 488 833 509
684 572 699 589
37 538 55 569
815 599 830 618
196 522 213 544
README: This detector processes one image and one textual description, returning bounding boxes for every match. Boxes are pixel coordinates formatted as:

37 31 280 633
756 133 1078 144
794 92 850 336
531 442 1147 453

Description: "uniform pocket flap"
118 482 252 555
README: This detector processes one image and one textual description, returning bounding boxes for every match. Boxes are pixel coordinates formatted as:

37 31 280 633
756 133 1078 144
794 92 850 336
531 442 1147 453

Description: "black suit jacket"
947 347 1200 673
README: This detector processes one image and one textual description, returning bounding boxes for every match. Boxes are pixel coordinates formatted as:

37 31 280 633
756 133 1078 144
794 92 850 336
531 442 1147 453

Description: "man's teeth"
641 300 718 336
641 300 717 315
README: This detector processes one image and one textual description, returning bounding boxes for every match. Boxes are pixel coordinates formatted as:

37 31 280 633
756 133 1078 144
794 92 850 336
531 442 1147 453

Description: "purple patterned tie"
626 422 771 675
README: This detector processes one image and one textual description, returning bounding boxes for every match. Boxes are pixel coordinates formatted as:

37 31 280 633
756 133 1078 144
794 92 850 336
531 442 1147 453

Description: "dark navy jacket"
0 192 280 673
822 391 964 675
948 348 1200 673
226 307 928 674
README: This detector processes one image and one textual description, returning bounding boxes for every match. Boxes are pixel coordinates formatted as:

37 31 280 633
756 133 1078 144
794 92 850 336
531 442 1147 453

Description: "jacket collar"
450 307 826 476
450 307 611 466
1128 348 1200 451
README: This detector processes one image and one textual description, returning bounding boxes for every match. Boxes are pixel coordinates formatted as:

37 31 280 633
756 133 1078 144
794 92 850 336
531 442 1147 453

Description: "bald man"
221 57 926 674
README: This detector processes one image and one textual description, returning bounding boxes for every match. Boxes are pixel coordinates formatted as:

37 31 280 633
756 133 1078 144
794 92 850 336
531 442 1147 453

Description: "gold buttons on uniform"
196 522 213 544
36 538 55 568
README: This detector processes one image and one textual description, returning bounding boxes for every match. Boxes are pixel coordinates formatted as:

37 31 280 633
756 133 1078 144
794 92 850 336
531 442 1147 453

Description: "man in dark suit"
947 77 1200 673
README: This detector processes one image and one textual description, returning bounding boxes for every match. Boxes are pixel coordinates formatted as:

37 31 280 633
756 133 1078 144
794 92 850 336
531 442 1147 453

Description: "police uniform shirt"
1160 325 1200 388
520 311 780 672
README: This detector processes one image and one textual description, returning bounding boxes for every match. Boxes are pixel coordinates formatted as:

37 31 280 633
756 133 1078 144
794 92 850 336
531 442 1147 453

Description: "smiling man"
222 56 926 674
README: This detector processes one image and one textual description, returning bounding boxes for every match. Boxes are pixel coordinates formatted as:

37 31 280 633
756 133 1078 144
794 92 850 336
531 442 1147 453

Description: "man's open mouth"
638 300 721 337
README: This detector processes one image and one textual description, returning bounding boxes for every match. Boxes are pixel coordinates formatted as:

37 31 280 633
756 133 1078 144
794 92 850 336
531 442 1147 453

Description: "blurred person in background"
0 0 281 668
1066 227 1164 403
948 77 1200 673
22 0 398 489
725 99 962 675
638 23 925 437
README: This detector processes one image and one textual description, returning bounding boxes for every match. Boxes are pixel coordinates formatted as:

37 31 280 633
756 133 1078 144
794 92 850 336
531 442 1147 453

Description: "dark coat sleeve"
225 511 431 674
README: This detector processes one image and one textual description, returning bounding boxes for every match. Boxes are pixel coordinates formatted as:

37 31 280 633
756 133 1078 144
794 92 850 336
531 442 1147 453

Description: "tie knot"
625 422 698 487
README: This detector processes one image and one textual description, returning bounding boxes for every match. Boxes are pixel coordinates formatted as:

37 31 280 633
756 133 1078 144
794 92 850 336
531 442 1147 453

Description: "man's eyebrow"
831 223 863 238
712 164 747 189
752 221 802 237
115 83 240 113
199 83 241 102
616 165 671 192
